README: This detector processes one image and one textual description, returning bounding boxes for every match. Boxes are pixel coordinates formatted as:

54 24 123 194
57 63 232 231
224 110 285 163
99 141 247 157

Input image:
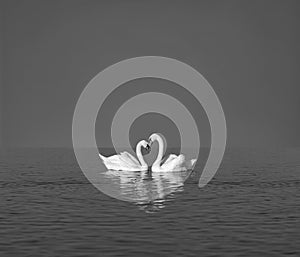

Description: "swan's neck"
152 135 164 167
136 142 147 167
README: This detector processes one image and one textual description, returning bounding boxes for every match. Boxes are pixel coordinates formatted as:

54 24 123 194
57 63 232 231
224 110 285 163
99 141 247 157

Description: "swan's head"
148 133 159 145
140 140 151 151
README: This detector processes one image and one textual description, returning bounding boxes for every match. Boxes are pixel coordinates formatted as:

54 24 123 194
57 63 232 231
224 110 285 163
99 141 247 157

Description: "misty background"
0 0 299 149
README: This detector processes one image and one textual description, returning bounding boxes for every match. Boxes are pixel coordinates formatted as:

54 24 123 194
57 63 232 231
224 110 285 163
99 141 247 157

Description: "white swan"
149 133 196 172
99 140 150 171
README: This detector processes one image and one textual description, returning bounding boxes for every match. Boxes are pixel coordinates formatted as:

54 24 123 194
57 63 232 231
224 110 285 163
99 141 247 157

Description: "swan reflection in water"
104 169 192 212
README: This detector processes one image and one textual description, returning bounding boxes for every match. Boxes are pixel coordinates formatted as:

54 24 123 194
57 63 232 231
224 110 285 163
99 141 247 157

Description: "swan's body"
149 133 196 172
99 140 150 171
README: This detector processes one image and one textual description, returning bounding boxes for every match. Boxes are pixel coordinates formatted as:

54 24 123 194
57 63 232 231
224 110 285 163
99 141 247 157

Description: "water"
0 148 299 256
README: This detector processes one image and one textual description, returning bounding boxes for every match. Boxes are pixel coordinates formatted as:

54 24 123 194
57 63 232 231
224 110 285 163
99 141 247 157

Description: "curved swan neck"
152 134 164 166
136 142 147 167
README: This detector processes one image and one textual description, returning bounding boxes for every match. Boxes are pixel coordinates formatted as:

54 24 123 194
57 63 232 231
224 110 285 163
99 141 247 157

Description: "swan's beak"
148 138 153 145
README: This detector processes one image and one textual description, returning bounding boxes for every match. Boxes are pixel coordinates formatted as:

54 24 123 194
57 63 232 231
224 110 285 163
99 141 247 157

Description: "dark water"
0 148 299 256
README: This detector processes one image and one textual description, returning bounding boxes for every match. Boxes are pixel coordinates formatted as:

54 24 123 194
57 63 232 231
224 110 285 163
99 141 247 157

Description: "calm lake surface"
0 148 299 256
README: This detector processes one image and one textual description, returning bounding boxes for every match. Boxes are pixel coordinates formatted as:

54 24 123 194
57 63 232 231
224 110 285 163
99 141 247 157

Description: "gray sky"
1 0 300 148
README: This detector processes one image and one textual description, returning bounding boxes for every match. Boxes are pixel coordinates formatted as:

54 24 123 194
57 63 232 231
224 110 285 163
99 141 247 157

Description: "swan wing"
163 154 178 165
99 153 121 163
161 154 185 171
189 159 197 169
119 151 140 166
99 153 134 170
102 161 123 171
171 156 198 171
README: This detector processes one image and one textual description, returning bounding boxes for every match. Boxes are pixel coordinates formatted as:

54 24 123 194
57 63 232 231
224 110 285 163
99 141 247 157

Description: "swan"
99 140 150 171
149 133 197 172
